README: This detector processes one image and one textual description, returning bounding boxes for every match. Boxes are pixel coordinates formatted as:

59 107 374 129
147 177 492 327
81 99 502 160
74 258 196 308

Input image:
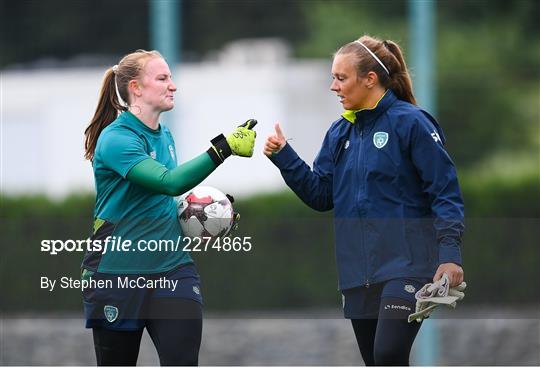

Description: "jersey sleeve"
126 153 217 196
410 114 465 266
96 128 149 178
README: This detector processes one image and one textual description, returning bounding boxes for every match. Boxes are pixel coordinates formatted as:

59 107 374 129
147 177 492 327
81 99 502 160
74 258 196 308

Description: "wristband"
207 134 232 165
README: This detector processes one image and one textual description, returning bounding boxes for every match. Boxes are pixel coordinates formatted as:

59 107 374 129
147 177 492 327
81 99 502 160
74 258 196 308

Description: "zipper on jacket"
360 128 371 288
360 129 367 287
354 124 370 289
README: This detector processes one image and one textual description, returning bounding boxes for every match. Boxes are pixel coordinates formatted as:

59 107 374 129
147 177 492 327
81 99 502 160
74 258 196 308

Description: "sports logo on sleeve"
168 145 175 160
431 131 441 143
373 132 389 149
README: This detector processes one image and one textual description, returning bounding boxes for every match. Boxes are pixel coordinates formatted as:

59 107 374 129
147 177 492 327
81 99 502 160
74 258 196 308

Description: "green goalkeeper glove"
207 119 258 165
226 119 258 157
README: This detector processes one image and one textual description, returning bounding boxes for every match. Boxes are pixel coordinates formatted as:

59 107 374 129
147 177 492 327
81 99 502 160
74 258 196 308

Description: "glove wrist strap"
207 134 232 165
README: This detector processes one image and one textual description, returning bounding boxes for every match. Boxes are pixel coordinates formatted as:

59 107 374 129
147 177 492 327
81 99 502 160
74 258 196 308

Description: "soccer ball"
176 186 234 238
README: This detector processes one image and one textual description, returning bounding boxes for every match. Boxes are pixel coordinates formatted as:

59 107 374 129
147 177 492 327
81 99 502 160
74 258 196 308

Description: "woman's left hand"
433 263 464 287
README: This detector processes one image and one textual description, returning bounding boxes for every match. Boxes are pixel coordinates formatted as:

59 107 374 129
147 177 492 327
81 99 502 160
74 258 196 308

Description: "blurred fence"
3 314 539 365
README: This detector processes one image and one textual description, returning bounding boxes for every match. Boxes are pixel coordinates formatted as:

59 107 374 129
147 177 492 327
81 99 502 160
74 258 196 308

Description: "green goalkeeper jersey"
85 111 209 274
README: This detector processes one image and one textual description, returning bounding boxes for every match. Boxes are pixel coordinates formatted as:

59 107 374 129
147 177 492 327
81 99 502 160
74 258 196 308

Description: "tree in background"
1 0 538 169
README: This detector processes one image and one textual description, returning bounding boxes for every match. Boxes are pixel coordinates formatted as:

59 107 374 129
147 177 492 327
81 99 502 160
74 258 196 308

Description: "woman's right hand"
208 119 257 164
263 122 287 157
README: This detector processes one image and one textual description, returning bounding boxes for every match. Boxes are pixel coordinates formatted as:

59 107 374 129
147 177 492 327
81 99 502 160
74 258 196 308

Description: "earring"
129 105 142 115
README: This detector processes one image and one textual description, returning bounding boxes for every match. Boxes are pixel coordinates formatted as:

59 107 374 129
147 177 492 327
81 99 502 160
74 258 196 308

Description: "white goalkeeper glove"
408 273 467 323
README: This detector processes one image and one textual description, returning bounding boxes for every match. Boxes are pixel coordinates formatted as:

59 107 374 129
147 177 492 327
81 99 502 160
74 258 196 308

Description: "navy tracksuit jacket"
270 90 464 290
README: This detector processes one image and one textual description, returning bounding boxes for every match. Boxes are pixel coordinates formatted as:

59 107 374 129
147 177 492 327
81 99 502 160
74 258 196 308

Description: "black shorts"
83 262 202 330
342 277 430 319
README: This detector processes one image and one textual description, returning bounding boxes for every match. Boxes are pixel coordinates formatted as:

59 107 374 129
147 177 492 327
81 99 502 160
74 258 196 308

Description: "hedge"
1 171 538 312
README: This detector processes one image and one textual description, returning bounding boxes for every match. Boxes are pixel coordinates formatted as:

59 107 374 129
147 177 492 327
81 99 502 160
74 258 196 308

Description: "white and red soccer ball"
176 186 234 238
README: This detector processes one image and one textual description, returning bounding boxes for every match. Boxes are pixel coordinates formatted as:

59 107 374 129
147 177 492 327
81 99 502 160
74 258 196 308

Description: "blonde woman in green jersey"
83 50 257 366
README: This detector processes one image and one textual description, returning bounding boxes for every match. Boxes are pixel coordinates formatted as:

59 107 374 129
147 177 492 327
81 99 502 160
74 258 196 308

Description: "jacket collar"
341 89 397 124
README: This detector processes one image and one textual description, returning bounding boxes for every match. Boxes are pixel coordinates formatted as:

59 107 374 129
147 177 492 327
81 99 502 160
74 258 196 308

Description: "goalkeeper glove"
408 274 467 323
207 119 258 165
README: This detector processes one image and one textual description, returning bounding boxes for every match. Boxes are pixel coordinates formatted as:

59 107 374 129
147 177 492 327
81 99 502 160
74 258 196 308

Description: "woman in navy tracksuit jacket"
264 35 465 365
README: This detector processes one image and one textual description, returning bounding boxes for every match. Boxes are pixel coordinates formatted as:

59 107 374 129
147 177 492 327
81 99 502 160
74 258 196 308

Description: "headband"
111 64 128 108
354 41 390 75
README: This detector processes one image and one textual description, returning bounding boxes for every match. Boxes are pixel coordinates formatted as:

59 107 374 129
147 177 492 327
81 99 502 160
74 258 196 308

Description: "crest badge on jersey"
373 132 389 149
193 285 200 295
168 145 175 160
150 150 157 159
404 284 416 294
104 305 118 323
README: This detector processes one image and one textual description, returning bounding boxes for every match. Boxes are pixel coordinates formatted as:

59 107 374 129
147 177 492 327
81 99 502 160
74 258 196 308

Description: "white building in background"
1 39 342 198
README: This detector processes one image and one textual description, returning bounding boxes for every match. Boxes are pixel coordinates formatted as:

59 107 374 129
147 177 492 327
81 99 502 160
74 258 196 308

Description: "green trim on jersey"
81 268 94 282
93 218 106 234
